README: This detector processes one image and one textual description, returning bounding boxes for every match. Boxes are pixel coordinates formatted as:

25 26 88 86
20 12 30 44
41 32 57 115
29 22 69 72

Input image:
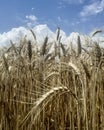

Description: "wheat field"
0 28 104 130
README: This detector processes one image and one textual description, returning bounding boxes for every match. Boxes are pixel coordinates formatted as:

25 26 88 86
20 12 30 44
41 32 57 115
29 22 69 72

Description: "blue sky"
0 0 104 35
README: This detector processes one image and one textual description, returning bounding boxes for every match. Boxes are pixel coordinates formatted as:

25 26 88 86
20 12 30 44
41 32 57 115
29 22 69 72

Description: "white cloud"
0 24 104 49
25 15 38 27
0 25 56 47
0 24 68 48
80 0 104 17
32 24 55 41
0 27 27 47
26 15 37 21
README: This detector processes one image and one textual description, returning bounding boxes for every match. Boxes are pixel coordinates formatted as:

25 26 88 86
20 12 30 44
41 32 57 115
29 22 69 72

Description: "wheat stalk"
56 27 60 41
30 29 37 41
27 40 32 62
91 30 102 37
20 86 68 127
77 35 81 57
40 36 48 56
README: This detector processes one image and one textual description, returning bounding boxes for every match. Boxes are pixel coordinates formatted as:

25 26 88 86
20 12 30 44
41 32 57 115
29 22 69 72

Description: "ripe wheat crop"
0 29 104 130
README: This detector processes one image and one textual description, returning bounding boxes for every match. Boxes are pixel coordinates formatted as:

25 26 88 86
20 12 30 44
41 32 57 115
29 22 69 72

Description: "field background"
0 28 104 130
